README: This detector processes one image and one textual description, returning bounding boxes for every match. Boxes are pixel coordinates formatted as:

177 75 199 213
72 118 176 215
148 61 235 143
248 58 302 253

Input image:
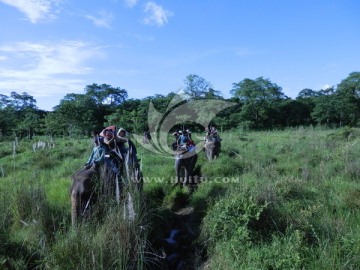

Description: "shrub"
202 191 267 245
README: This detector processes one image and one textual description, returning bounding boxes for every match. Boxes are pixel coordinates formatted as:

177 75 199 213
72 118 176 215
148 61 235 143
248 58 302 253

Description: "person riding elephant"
101 128 122 175
116 128 129 157
172 131 180 151
186 129 192 140
177 130 195 152
205 126 222 143
84 135 106 170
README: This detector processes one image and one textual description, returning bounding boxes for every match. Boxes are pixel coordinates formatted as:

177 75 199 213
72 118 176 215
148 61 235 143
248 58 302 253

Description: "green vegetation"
1 72 360 138
1 127 360 269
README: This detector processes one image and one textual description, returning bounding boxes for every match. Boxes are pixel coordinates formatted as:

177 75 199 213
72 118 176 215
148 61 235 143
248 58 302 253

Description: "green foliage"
326 126 356 140
183 74 213 99
202 191 267 244
1 128 360 269
48 207 147 270
344 188 360 209
189 182 227 217
143 183 165 210
201 155 244 177
2 72 360 137
163 186 190 211
208 229 306 270
341 229 360 268
251 230 306 270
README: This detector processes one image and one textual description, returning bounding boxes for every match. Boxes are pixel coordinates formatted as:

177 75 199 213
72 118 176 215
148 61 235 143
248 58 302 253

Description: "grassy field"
1 126 360 269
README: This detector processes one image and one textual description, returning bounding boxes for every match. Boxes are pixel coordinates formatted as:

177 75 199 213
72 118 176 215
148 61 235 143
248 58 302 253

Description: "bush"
202 191 267 245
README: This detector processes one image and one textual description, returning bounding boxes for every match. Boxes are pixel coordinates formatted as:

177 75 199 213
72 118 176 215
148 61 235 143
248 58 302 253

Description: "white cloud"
124 0 138 8
0 0 60 23
143 2 172 27
321 84 332 90
0 40 102 97
85 10 113 28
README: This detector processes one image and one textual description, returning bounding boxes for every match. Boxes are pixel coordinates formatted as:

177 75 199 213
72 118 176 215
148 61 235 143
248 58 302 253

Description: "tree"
311 94 340 126
333 72 360 126
204 88 223 99
84 83 128 107
43 111 66 136
294 88 322 126
231 77 287 102
50 83 129 136
0 92 40 137
230 77 287 129
53 93 101 136
278 99 314 127
18 109 41 139
311 73 360 127
106 99 148 133
0 94 10 108
297 88 320 99
336 72 360 98
9 92 37 110
183 74 212 99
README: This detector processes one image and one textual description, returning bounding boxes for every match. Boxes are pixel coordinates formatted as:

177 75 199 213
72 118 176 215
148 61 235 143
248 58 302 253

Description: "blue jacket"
86 145 106 166
177 134 189 145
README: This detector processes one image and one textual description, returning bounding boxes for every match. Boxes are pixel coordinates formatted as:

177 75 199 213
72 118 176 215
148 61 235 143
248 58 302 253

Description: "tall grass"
1 127 360 269
195 127 360 269
0 137 150 269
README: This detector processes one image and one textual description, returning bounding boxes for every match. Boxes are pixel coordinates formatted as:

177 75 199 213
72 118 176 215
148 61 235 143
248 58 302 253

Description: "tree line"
1 72 359 138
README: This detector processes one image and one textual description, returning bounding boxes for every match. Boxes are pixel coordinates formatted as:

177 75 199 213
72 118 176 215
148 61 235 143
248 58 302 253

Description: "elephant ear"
72 168 95 184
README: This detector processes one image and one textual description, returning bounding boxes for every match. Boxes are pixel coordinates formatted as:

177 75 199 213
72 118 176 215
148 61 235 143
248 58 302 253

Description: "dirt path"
147 175 207 270
159 206 203 270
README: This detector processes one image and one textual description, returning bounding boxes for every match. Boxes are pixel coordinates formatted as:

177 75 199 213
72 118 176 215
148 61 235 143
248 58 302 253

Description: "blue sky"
0 0 359 111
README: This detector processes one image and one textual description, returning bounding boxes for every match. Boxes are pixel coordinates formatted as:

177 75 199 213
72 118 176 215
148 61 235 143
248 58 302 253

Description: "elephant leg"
174 159 182 187
183 169 189 187
173 166 180 187
207 148 212 160
71 190 80 227
176 165 186 187
177 167 184 187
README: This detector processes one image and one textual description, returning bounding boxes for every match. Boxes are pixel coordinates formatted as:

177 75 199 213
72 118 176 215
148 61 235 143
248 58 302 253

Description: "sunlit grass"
1 127 360 269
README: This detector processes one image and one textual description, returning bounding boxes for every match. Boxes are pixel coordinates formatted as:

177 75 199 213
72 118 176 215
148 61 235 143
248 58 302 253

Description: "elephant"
70 139 142 227
70 168 98 227
204 135 221 161
174 149 198 187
